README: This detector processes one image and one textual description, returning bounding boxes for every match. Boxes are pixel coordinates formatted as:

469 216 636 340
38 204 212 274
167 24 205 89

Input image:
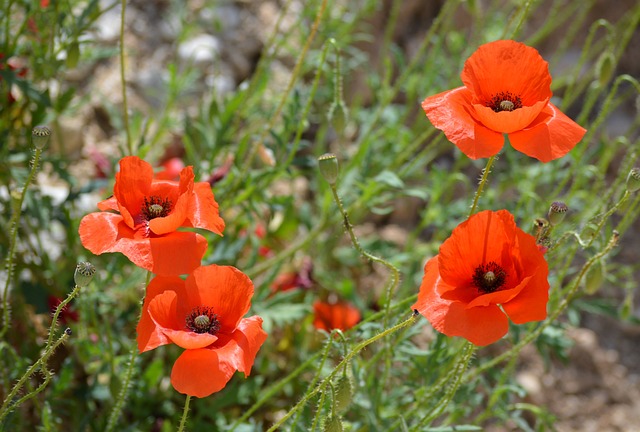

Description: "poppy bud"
74 262 96 287
626 168 640 192
595 52 615 86
584 260 605 295
67 41 80 69
619 291 633 321
318 153 339 185
323 415 343 432
32 126 51 150
547 201 568 226
333 374 353 413
328 101 348 134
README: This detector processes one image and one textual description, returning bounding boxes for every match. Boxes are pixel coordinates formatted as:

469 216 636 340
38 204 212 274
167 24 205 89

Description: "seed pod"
318 153 339 185
626 168 640 192
32 126 51 150
74 262 96 287
547 201 568 226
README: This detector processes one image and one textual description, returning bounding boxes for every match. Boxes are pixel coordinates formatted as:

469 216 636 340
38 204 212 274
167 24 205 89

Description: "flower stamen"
472 262 507 293
186 306 220 335
141 196 172 221
486 91 522 112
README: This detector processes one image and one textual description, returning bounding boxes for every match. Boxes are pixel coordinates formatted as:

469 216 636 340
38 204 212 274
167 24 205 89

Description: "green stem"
411 343 475 430
0 331 70 424
585 190 629 248
468 154 496 218
1 147 43 338
329 185 399 327
177 395 191 432
45 284 81 349
266 314 417 431
105 271 151 432
119 0 132 155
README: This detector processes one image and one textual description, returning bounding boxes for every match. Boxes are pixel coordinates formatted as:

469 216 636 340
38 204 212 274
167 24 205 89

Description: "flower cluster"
79 156 266 397
415 40 586 345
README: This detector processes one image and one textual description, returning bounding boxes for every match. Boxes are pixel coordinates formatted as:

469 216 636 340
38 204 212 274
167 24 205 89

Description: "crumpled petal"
508 103 587 162
422 87 504 159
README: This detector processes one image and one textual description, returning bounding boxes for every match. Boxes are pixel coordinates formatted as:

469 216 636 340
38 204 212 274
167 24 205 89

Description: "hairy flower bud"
334 374 353 413
584 260 605 295
318 153 339 185
32 126 51 150
547 201 568 226
323 415 343 432
74 262 96 287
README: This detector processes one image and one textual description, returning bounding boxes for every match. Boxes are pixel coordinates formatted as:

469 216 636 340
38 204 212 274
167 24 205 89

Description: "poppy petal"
508 103 586 162
97 196 118 212
148 232 208 276
412 258 508 346
214 315 267 375
461 40 552 105
137 275 185 352
148 168 193 235
422 87 504 159
113 156 153 228
438 210 516 288
171 349 235 398
147 291 219 349
188 182 226 235
471 99 547 134
186 265 253 332
79 212 126 255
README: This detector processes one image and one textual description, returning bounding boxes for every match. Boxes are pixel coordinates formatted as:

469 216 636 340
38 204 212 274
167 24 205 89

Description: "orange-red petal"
508 103 587 162
148 232 208 275
438 210 517 290
412 257 509 346
147 291 219 349
148 168 193 235
170 316 267 398
188 182 225 235
422 87 504 159
113 156 153 228
137 275 185 353
171 348 235 398
471 99 548 134
186 265 254 333
313 301 361 332
461 40 552 106
97 196 118 212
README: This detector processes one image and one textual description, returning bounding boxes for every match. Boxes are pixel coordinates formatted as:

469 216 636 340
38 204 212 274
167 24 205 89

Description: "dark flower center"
486 91 522 112
141 196 172 221
472 262 507 293
186 306 220 335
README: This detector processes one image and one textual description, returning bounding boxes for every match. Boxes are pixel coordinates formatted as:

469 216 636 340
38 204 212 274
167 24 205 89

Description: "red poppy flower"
412 210 549 346
137 265 267 398
79 156 225 275
422 40 586 162
313 300 361 332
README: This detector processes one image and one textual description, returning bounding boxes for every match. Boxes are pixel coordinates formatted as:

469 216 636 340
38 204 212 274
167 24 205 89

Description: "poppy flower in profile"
137 265 267 398
79 156 225 276
412 210 549 346
313 300 361 332
422 40 586 162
